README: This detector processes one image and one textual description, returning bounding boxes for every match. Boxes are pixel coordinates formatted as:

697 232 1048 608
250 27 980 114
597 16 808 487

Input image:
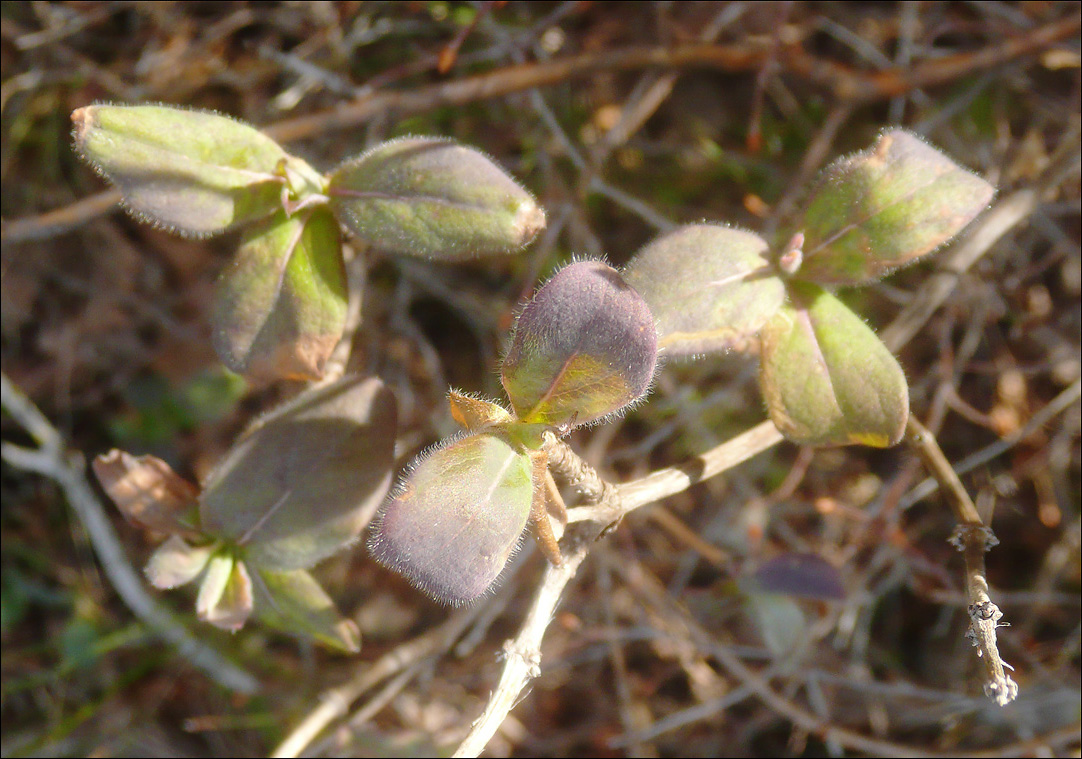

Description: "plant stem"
453 420 784 756
904 416 1018 706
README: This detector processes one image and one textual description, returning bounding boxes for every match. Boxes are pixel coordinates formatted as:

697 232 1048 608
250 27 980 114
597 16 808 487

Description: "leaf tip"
70 106 93 141
337 619 362 653
513 197 546 248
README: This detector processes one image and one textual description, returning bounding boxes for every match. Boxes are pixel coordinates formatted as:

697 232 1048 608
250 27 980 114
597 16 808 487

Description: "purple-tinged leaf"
501 261 658 427
760 281 909 447
212 207 347 381
328 137 545 259
799 130 995 285
623 225 785 356
748 552 845 601
201 376 396 571
369 432 533 605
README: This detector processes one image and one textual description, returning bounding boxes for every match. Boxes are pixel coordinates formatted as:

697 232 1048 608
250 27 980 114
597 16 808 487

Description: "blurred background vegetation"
1 2 1079 756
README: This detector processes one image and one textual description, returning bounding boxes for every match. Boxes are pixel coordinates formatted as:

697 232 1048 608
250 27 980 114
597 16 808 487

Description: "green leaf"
623 225 786 356
92 450 201 538
369 432 534 605
327 136 545 259
501 261 658 427
799 129 995 285
71 104 321 236
743 591 807 660
58 618 103 671
145 535 214 590
200 376 397 571
759 282 909 447
196 554 253 632
212 207 347 381
251 568 360 653
1 570 30 633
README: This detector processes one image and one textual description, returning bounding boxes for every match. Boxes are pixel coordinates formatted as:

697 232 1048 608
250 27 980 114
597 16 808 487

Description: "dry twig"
4 12 1074 246
266 13 1080 143
0 372 258 695
904 417 1018 705
272 604 485 758
0 188 121 245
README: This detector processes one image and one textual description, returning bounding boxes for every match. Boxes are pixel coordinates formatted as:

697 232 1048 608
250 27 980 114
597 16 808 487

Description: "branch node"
948 524 998 552
984 674 1020 707
500 641 542 679
597 515 624 539
969 600 1003 624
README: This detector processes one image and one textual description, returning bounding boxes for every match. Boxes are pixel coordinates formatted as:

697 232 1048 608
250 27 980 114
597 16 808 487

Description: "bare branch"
273 604 484 758
0 372 258 695
901 379 1082 510
0 189 122 245
266 13 1080 142
905 416 1018 705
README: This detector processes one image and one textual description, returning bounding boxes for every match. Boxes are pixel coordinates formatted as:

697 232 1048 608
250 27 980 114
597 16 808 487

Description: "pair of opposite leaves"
90 116 994 618
72 105 546 381
373 129 996 605
74 105 660 620
95 376 397 651
625 129 994 448
96 261 657 635
371 260 659 604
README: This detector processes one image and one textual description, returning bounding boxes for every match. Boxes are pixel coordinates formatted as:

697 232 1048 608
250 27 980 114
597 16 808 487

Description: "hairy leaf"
71 104 321 236
799 130 995 285
369 432 533 605
212 207 347 381
448 390 514 431
623 225 785 356
201 376 397 571
92 450 201 538
760 282 909 447
328 137 545 259
501 261 658 427
252 568 361 653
